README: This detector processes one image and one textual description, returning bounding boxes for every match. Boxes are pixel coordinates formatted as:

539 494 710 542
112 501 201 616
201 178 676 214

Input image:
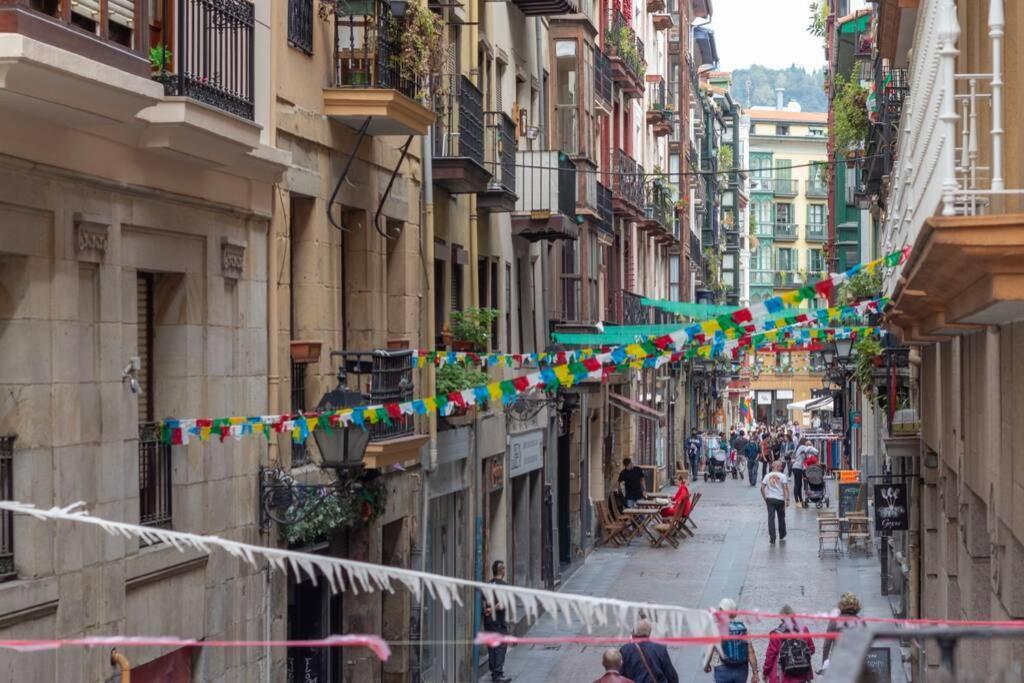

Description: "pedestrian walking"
760 461 790 544
594 648 635 682
820 593 863 670
482 560 511 682
790 439 817 508
759 434 771 481
686 429 702 482
762 605 815 683
703 599 759 683
620 619 678 683
744 436 760 487
731 430 747 480
618 458 646 509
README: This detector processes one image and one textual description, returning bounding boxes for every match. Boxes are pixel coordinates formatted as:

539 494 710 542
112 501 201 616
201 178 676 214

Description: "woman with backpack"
761 605 815 683
703 598 759 683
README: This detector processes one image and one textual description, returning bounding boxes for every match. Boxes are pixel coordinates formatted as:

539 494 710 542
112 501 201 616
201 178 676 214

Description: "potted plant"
290 339 323 363
832 71 869 157
436 364 490 425
149 44 172 83
281 475 388 546
450 307 499 352
389 1 446 103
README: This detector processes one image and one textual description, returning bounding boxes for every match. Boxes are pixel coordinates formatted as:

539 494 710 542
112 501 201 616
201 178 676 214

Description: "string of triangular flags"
155 250 906 445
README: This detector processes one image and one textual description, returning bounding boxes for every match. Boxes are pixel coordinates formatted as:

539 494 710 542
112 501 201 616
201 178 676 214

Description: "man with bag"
761 605 815 682
703 598 759 683
619 619 678 683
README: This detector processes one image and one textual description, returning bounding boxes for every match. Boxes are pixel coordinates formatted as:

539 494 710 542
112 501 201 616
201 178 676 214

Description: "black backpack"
778 631 812 676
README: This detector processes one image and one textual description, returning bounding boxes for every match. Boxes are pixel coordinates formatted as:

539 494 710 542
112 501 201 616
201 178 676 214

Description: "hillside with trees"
730 65 827 113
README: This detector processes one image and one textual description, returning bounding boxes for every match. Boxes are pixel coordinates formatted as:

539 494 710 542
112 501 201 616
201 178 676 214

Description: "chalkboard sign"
863 646 892 682
874 482 909 531
838 481 866 517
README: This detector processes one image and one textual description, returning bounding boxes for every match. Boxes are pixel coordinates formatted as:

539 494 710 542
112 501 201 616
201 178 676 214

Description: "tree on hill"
730 65 827 113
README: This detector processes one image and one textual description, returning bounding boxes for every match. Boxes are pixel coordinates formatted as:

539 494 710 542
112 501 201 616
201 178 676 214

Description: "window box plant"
436 363 490 424
450 307 499 352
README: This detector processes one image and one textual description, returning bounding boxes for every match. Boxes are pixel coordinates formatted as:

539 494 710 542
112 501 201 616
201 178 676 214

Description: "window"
587 233 599 320
808 249 826 275
808 204 826 226
669 255 680 303
137 273 172 537
775 125 790 136
505 262 512 352
809 127 826 137
291 360 310 466
844 165 857 205
0 435 13 581
451 246 464 312
775 203 792 225
777 248 794 272
561 241 580 320
288 0 313 55
777 352 791 368
433 256 445 345
555 40 578 155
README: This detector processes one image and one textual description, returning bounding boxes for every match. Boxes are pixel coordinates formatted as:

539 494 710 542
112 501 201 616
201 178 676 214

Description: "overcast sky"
708 0 868 72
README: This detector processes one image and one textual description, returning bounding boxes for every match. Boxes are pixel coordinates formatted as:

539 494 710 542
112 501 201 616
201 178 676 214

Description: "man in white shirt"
760 461 790 544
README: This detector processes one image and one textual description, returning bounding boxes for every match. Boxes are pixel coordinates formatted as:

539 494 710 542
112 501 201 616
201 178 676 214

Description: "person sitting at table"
660 473 692 519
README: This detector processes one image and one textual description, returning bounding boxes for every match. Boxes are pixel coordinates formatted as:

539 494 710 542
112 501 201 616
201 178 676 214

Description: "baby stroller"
704 448 727 482
803 463 829 508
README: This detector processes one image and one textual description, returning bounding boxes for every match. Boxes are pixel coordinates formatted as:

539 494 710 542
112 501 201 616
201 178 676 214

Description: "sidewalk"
492 473 907 682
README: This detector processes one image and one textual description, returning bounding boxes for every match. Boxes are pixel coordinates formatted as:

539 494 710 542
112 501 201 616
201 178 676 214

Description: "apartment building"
0 0 287 678
858 0 1024 678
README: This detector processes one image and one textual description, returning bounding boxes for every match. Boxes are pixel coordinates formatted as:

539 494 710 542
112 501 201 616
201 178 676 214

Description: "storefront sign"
489 456 505 491
509 429 544 478
776 389 794 400
873 482 909 531
756 392 773 405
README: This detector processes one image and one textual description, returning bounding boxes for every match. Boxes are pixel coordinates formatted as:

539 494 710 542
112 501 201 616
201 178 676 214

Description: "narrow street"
499 473 906 682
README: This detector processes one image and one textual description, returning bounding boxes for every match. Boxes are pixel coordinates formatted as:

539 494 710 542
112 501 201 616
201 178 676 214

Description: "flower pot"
452 340 484 352
290 340 323 363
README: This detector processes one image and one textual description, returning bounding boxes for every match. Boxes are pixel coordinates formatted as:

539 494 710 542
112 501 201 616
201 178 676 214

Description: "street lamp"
311 367 371 470
834 337 855 370
820 345 837 367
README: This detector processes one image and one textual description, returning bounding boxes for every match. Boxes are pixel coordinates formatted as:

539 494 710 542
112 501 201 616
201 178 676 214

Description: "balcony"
612 150 644 218
619 290 650 325
642 180 671 235
750 176 774 193
607 11 644 98
774 271 800 289
773 222 797 240
513 150 579 242
331 350 426 468
806 179 829 198
751 270 774 286
597 181 613 235
773 178 798 196
509 0 578 17
432 74 491 194
645 80 666 124
478 111 517 211
595 48 613 114
689 232 702 270
651 13 673 31
324 0 436 136
806 223 827 241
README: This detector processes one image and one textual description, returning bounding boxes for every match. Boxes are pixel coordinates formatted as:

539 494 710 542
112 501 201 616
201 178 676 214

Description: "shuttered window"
137 273 155 422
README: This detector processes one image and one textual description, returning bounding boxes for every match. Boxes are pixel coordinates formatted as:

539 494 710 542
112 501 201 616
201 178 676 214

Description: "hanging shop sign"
873 482 909 532
509 429 544 478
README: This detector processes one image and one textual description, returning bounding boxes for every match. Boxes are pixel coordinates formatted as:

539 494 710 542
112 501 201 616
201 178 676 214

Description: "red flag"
582 357 601 372
814 278 835 298
512 376 530 392
385 402 402 419
732 308 753 324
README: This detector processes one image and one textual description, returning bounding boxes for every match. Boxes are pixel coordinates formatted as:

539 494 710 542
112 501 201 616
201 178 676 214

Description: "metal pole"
989 0 1005 191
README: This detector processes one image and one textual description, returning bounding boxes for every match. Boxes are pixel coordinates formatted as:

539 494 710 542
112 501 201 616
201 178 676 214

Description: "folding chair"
650 502 688 548
683 491 701 531
818 515 842 557
595 500 629 546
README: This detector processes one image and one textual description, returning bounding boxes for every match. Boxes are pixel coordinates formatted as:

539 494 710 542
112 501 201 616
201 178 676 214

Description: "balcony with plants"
325 0 439 136
432 73 490 193
645 79 673 137
774 271 800 289
605 11 645 97
642 173 674 240
611 149 644 218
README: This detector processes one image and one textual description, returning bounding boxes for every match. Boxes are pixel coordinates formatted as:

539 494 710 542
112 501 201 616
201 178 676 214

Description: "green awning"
639 300 740 318
838 12 870 34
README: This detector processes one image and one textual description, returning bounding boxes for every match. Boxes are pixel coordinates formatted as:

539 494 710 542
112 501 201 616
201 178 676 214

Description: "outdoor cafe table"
635 498 671 508
621 507 663 546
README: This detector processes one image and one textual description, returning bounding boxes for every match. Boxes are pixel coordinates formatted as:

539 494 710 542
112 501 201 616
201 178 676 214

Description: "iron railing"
773 178 798 195
647 79 665 111
613 150 644 210
609 11 644 81
774 271 799 287
434 75 485 165
514 150 577 217
484 112 516 195
774 222 797 239
689 231 702 269
287 0 313 55
620 290 648 325
0 436 13 581
595 48 612 105
750 270 773 286
806 179 829 197
806 223 827 240
750 176 773 193
645 180 670 228
160 0 255 120
331 350 415 441
139 422 173 533
597 181 613 234
333 0 418 100
291 360 311 467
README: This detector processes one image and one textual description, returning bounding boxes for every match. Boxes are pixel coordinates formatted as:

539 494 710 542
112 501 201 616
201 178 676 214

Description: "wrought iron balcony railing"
806 180 829 197
619 290 649 325
806 223 827 241
750 269 774 286
689 231 702 269
597 181 613 234
613 150 644 210
750 176 773 193
484 111 516 195
609 10 644 82
139 421 173 535
774 222 797 240
158 0 255 120
331 350 415 441
774 271 799 287
332 0 419 101
647 79 666 113
773 178 798 195
434 75 485 165
645 180 671 229
595 48 613 106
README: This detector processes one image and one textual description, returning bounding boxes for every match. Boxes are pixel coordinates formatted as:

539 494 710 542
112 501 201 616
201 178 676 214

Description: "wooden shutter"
136 273 155 422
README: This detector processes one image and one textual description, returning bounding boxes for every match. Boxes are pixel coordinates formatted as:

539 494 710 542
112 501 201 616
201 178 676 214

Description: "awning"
609 394 666 425
806 396 834 412
786 397 818 411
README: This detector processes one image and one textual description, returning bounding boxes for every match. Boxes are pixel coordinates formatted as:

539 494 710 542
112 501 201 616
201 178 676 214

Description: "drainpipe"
110 649 130 682
418 123 437 679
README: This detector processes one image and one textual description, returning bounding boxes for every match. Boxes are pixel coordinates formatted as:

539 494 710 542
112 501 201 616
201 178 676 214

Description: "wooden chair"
818 515 842 557
845 515 872 556
683 491 701 531
650 501 688 548
595 500 629 547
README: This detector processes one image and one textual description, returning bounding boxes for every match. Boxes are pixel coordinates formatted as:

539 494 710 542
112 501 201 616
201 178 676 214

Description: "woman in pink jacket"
762 605 815 683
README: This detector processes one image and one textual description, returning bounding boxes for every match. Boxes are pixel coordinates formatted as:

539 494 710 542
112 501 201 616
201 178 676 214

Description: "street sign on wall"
509 429 544 478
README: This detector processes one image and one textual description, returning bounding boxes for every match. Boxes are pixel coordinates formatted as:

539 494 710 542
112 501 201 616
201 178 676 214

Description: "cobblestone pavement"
493 472 908 683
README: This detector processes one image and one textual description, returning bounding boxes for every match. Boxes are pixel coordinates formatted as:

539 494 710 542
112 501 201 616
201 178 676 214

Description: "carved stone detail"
222 238 246 280
74 213 109 258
